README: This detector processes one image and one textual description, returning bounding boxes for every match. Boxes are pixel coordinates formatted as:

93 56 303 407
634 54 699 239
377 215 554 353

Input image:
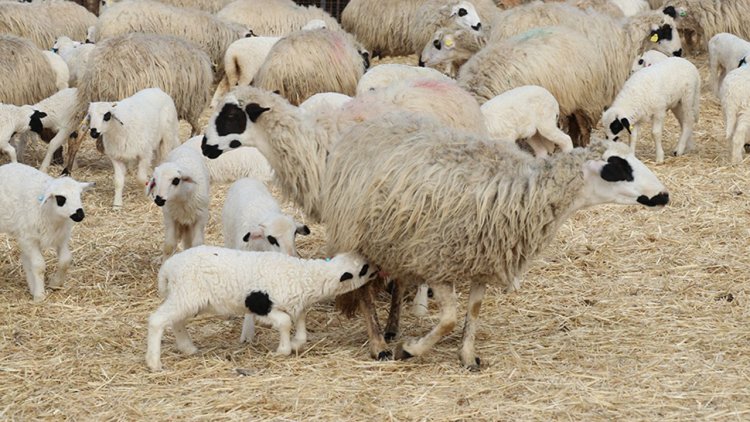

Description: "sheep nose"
472 22 482 31
637 192 669 207
418 57 425 67
70 208 85 222
154 196 166 207
673 48 683 57
90 128 99 138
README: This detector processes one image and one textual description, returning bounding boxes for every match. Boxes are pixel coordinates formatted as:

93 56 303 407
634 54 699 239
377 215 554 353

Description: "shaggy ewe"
217 0 341 36
708 33 750 97
0 163 93 301
481 85 574 156
146 247 376 370
418 27 485 77
100 0 235 13
146 144 210 261
660 0 750 53
253 28 367 105
87 88 181 208
356 64 453 95
409 0 500 56
0 1 96 49
720 65 750 164
41 51 69 91
182 136 273 184
63 33 213 174
631 49 668 73
601 57 700 163
0 35 58 106
52 36 96 87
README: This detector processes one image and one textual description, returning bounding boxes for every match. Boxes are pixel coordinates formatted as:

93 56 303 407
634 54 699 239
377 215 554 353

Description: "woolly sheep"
419 27 485 77
611 0 649 16
0 35 57 106
62 33 213 174
182 136 273 184
253 29 367 106
660 0 750 53
217 0 341 36
356 64 453 95
146 143 210 260
100 0 235 13
708 33 750 97
409 0 500 55
52 36 95 87
601 57 700 163
720 65 750 164
87 88 181 208
0 163 93 301
0 1 96 49
299 93 352 115
93 0 253 75
481 85 574 156
631 49 668 73
41 51 69 91
146 247 376 370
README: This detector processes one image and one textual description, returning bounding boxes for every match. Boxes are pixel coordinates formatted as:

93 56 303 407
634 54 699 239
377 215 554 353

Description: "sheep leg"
384 278 402 341
411 283 429 317
651 115 665 164
628 124 640 155
49 241 72 288
672 105 695 157
172 320 198 355
359 282 391 360
111 159 127 209
146 301 179 371
395 283 457 360
730 119 750 165
40 130 70 172
264 310 293 355
19 242 45 302
136 157 151 185
240 314 255 343
210 76 230 109
1 143 17 163
537 122 574 153
63 119 89 175
459 282 487 371
162 220 179 260
526 134 549 158
290 312 308 352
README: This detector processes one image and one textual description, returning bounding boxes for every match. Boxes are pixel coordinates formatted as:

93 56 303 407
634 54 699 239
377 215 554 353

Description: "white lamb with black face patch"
181 135 273 184
0 104 45 163
708 33 750 98
146 247 377 371
146 143 210 262
720 64 750 164
601 56 700 163
630 50 669 74
0 163 93 301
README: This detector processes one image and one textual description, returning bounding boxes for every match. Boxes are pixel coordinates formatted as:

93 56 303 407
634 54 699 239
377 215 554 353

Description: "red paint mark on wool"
412 79 452 92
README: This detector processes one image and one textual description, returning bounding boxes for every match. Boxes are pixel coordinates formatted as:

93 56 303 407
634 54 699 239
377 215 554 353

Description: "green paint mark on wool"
513 28 553 42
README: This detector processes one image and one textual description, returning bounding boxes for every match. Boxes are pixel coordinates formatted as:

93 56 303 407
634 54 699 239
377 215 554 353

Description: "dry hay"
1 52 750 420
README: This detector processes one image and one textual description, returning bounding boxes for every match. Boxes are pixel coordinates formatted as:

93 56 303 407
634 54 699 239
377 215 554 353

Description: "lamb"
720 65 750 164
146 247 376 371
419 27 485 78
253 28 368 105
52 36 95 87
87 88 181 208
0 1 97 50
146 143 210 260
100 0 235 13
356 64 453 95
601 57 700 163
182 136 273 184
708 33 750 97
0 35 57 106
660 0 750 53
216 0 341 36
0 163 93 301
0 105 46 163
18 88 79 172
481 85 574 156
93 0 253 75
62 33 213 175
41 51 69 91
631 49 668 73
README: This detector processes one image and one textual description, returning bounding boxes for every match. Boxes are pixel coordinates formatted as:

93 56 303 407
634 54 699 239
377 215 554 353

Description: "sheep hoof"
464 357 482 372
377 350 392 361
744 144 750 154
384 331 397 342
394 343 414 360
672 150 679 157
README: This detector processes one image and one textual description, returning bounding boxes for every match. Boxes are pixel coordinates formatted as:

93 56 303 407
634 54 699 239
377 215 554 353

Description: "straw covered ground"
1 52 749 421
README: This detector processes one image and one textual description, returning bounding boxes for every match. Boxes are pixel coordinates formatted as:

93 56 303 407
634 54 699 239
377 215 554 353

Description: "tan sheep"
0 1 96 50
0 35 57 106
217 0 341 36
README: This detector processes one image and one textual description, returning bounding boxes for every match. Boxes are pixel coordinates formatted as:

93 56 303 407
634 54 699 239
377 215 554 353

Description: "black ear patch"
360 50 370 70
358 264 369 277
609 119 624 135
340 272 353 282
663 5 676 18
245 103 270 122
29 110 47 134
216 103 247 136
242 232 251 242
600 156 634 182
103 111 112 121
620 117 631 134
245 291 272 315
651 24 673 41
296 225 310 236
739 57 747 68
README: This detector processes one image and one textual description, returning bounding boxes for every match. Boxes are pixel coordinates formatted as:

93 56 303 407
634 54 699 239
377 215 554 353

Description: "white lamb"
631 50 669 74
0 163 93 301
146 143 210 260
708 33 750 97
601 57 700 163
25 88 78 172
182 135 274 184
87 87 180 208
53 38 94 87
720 65 750 164
480 85 574 157
355 64 454 95
146 247 377 371
41 50 69 91
0 104 45 163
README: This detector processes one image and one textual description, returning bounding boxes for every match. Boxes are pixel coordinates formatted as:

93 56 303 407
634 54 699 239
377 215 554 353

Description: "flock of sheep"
0 0 747 372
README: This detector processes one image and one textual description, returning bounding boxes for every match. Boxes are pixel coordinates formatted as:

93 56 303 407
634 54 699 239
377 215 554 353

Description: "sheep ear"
340 272 354 282
245 103 270 122
600 156 635 182
145 177 155 197
662 5 676 18
111 112 124 126
78 181 95 192
620 117 632 134
295 224 311 236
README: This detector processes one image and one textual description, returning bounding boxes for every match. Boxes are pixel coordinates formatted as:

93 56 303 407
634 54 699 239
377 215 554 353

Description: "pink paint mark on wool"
412 79 452 92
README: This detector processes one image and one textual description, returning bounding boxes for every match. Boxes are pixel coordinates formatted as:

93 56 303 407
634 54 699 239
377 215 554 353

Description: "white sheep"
601 57 700 163
720 65 750 164
631 50 669 74
708 33 750 97
298 92 352 115
481 85 574 157
0 35 58 106
659 0 750 53
52 36 95 87
216 0 341 36
356 64 454 95
0 104 45 163
41 50 69 91
87 88 181 208
0 163 93 301
610 0 649 16
182 135 273 184
21 88 79 172
0 1 97 50
146 144 210 261
146 247 376 371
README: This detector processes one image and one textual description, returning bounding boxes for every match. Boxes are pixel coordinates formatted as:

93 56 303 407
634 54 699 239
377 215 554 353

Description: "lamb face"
241 215 310 257
42 177 94 222
146 163 194 207
419 29 458 68
202 97 269 159
652 8 683 57
87 101 118 139
451 2 482 32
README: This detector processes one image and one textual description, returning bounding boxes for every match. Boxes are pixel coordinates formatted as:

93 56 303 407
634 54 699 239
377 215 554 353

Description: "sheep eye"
229 140 242 148
638 59 644 65
458 7 467 16
55 195 66 206
267 235 279 246
433 39 441 50
172 177 180 186
103 112 111 121
613 136 619 142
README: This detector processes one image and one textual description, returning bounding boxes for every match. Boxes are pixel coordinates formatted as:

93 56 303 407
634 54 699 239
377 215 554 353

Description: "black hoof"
744 144 750 153
60 167 70 176
384 332 397 342
464 357 482 372
427 288 434 298
672 151 678 156
377 350 393 361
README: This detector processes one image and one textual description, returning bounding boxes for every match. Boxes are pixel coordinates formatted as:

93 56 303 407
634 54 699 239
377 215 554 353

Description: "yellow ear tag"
444 38 454 48
650 34 659 43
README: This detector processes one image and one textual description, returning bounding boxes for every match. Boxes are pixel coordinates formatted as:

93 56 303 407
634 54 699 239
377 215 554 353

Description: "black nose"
154 196 166 207
637 192 669 207
201 137 223 159
418 58 425 67
673 48 682 57
90 128 99 138
472 22 481 31
70 208 85 222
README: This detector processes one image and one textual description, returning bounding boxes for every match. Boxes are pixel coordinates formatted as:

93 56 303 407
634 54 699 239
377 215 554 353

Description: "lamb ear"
110 112 124 126
145 177 155 197
295 224 311 236
620 117 632 134
600 156 634 182
245 103 270 122
662 5 676 18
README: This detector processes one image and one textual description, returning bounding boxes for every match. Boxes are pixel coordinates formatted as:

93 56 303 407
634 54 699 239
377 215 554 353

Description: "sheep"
52 36 95 87
631 49 668 73
0 1 96 50
356 64 453 95
146 144 210 260
93 0 252 75
611 0 649 16
557 0 624 16
720 65 750 164
0 105 46 163
87 88 181 208
62 33 213 175
216 0 341 37
0 163 93 301
708 33 750 97
418 27 485 78
100 0 235 13
601 57 700 163
182 136 273 184
146 247 377 371
253 29 367 106
298 93 352 116
41 51 69 91
481 85 574 156
660 0 750 53
409 0 500 56
0 35 58 106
